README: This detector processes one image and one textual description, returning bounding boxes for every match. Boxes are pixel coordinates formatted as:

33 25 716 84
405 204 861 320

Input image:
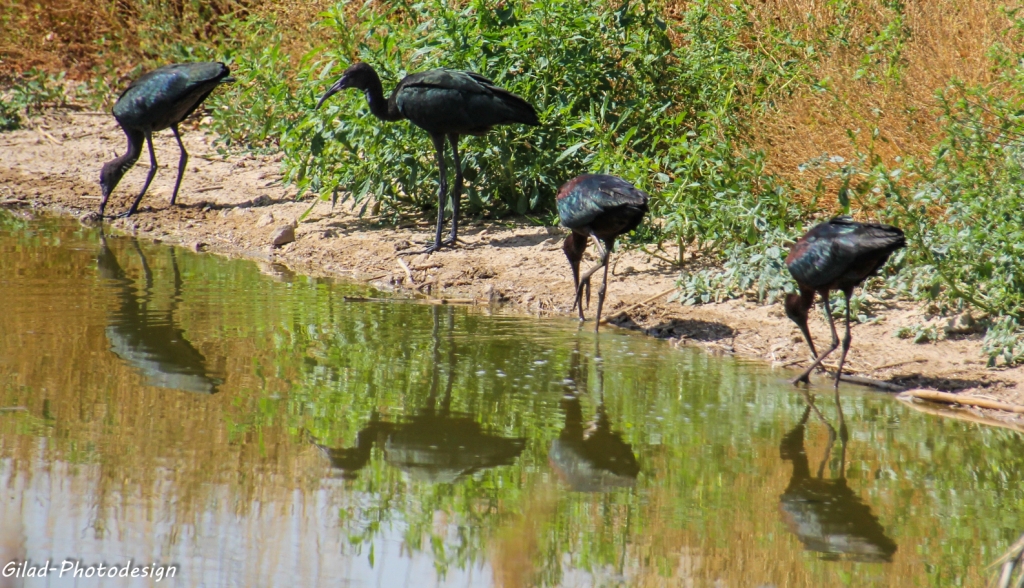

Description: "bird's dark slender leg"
169 125 188 207
442 134 462 247
832 291 854 389
416 134 449 255
574 236 608 316
792 295 841 385
593 238 614 332
115 132 158 219
563 232 588 320
572 280 591 320
797 309 819 361
567 244 586 321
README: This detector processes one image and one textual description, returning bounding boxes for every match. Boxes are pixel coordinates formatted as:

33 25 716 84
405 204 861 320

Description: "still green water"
0 212 1021 587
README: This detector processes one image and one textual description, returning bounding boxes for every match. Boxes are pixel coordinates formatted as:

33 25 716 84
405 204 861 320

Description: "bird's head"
99 159 127 204
784 292 810 327
317 62 379 109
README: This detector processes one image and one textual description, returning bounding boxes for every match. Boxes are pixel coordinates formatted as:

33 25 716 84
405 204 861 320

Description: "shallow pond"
0 212 1022 587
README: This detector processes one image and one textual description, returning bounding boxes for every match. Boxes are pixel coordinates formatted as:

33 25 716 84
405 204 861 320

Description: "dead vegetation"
0 0 331 78
739 0 1024 203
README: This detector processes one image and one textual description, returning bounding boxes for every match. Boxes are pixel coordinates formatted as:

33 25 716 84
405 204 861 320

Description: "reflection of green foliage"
2 215 1024 586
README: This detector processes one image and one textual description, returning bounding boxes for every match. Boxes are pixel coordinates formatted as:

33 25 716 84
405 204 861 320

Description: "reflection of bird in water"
549 339 640 492
313 306 524 482
779 392 897 562
97 233 222 394
310 413 392 480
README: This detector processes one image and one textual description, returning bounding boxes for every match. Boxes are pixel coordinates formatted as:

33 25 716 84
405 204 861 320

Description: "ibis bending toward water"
784 216 905 387
315 62 539 254
557 174 649 330
100 62 234 218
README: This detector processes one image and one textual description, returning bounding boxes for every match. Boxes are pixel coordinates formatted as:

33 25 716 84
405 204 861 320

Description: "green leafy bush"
180 16 308 154
892 84 1024 364
0 68 67 131
283 0 676 217
277 0 797 240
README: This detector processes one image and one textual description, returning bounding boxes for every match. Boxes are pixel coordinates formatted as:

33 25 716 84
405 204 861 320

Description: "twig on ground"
397 258 414 285
343 296 478 306
872 358 928 371
38 130 62 145
821 361 862 374
837 374 905 392
600 287 675 325
901 390 1024 415
990 532 1024 588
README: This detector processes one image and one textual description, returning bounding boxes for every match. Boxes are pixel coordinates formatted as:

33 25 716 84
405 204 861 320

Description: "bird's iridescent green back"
112 62 232 132
556 174 649 231
786 216 905 288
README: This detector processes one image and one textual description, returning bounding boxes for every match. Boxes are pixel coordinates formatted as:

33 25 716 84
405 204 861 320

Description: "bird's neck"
363 73 403 122
116 128 145 173
559 395 585 438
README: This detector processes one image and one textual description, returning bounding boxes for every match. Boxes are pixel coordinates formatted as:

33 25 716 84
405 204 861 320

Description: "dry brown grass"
737 0 1023 207
0 0 332 78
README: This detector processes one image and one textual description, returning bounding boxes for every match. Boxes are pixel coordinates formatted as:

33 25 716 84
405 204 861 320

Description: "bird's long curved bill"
316 79 345 109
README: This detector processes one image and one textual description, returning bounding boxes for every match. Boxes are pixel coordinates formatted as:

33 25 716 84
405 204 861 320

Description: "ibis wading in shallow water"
557 174 649 330
100 62 234 218
315 62 539 254
784 216 905 387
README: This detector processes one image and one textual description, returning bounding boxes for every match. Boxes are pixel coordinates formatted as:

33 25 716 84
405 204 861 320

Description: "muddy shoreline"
3 110 1022 429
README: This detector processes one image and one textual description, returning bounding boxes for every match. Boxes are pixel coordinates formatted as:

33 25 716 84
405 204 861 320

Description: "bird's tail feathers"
492 87 540 126
857 225 907 252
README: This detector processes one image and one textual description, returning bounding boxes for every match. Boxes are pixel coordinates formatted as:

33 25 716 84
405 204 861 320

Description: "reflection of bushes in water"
0 220 329 538
3 218 1024 586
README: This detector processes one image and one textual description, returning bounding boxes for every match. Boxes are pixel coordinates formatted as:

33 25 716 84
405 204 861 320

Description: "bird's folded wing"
558 177 649 230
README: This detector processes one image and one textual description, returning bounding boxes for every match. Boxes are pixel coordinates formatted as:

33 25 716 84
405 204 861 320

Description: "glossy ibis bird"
100 62 234 218
316 62 539 253
557 174 649 330
785 216 905 387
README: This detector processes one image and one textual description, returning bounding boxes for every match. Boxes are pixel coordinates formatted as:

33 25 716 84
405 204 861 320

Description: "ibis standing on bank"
315 63 539 254
100 62 234 218
784 216 906 387
557 174 650 331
